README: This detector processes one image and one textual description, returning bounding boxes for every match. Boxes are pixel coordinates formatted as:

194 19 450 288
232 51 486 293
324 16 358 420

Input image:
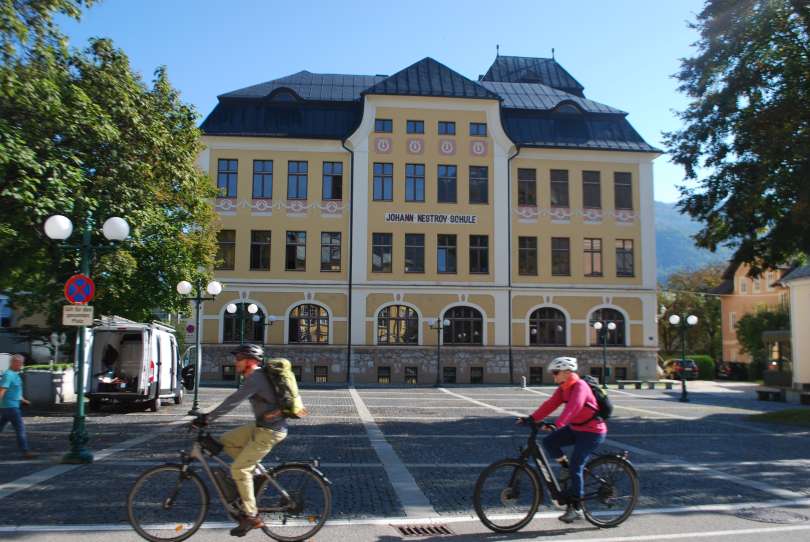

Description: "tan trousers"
220 422 287 516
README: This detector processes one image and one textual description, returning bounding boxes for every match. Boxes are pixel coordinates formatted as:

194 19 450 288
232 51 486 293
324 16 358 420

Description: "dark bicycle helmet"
230 344 264 360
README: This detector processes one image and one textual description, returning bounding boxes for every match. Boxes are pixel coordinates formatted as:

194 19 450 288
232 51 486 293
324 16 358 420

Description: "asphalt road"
1 381 809 541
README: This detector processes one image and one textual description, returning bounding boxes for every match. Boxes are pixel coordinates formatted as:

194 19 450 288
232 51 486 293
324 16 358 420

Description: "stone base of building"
200 344 658 386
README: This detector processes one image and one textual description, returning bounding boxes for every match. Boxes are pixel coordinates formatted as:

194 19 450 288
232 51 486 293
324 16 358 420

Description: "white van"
87 317 183 411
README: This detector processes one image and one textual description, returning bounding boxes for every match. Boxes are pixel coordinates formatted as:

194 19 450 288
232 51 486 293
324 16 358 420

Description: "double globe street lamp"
668 313 698 402
176 276 223 416
428 318 451 386
44 213 130 464
226 302 258 388
592 320 617 388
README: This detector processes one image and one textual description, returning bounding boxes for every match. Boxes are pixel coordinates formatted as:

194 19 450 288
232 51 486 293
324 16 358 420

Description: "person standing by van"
193 344 287 537
0 354 36 459
519 356 606 523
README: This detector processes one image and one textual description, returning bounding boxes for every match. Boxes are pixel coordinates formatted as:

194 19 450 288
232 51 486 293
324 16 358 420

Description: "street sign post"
63 305 94 326
64 274 95 305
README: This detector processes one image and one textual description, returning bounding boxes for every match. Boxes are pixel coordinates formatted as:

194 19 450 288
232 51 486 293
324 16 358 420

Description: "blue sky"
60 0 707 203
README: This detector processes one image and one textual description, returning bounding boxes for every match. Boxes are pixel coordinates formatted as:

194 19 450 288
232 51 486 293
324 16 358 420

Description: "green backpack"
263 358 306 419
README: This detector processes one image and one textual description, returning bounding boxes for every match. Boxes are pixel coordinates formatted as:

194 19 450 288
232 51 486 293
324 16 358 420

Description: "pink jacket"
530 375 607 434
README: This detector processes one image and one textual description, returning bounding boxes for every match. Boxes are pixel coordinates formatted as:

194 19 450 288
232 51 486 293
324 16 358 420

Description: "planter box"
22 369 76 406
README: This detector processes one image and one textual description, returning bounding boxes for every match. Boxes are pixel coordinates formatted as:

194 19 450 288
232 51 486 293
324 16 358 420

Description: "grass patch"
748 408 810 427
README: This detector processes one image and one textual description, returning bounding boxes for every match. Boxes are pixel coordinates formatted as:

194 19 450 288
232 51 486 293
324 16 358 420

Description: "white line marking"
3 497 810 532
0 418 190 501
348 387 436 518
445 388 805 501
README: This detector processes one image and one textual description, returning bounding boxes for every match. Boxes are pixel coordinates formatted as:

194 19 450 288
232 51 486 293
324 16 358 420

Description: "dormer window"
554 102 582 114
269 88 299 102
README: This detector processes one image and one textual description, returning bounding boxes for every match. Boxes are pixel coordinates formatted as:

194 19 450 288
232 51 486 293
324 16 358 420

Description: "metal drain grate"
735 507 810 524
394 524 455 537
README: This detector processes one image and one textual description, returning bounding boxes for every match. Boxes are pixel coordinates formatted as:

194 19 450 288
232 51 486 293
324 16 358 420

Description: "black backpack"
571 375 613 425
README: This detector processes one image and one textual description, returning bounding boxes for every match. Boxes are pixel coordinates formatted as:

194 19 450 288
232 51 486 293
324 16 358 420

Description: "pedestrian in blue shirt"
0 354 35 459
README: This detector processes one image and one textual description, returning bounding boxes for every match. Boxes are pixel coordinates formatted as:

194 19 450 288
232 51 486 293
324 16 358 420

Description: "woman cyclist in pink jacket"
519 356 607 523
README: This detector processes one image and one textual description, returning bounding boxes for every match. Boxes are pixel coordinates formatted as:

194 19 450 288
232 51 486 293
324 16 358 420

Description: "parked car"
663 358 699 380
86 316 183 412
717 361 748 380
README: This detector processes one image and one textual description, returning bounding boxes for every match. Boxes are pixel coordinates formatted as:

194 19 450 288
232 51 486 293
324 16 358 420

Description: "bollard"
521 376 527 389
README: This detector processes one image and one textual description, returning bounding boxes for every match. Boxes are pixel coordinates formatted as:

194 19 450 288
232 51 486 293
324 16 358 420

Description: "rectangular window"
753 277 761 293
583 170 601 208
614 172 633 210
322 162 343 200
529 367 543 385
404 233 425 273
469 122 487 137
438 121 456 135
216 230 236 270
442 366 457 384
518 168 537 206
250 230 271 271
590 367 604 381
518 236 538 276
729 312 736 332
437 164 457 203
469 166 488 204
285 231 306 271
373 162 393 201
217 159 238 198
550 169 569 207
377 366 391 385
551 237 571 276
767 272 775 291
406 120 424 134
470 366 484 384
314 365 328 384
740 278 748 294
615 367 628 380
372 233 393 273
405 164 425 202
292 365 303 382
375 118 392 133
469 235 489 274
287 161 308 200
252 160 272 199
320 232 341 272
584 238 603 277
616 239 634 277
437 234 457 274
404 366 418 385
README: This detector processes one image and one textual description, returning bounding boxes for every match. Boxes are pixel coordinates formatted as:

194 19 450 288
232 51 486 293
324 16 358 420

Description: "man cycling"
518 356 607 523
193 344 287 537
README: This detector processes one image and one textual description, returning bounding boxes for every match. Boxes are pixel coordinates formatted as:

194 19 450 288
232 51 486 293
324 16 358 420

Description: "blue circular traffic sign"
65 274 95 305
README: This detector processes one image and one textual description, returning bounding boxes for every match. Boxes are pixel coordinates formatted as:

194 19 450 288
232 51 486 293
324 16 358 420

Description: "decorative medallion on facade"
214 198 238 216
407 139 424 154
612 210 637 225
320 200 346 218
439 139 456 155
250 199 274 216
285 200 309 217
375 137 392 154
581 208 603 224
470 140 488 156
549 207 572 224
514 206 539 224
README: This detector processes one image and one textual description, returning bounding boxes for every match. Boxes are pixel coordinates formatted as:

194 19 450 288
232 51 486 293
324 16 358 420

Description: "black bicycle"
473 420 639 532
127 426 332 542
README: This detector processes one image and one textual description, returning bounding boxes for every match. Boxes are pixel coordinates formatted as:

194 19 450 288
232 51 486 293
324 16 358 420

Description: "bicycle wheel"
581 456 639 527
473 459 541 533
127 464 209 542
256 465 332 542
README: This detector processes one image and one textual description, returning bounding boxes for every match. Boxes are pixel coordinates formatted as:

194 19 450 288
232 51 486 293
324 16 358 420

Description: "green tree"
736 304 790 379
0 2 217 323
659 264 724 363
664 0 810 275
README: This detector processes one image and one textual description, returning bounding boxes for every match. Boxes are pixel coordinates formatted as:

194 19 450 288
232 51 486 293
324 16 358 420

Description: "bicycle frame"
517 425 568 505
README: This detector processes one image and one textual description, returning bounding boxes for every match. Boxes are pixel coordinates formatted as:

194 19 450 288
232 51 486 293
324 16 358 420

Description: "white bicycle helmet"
548 356 578 372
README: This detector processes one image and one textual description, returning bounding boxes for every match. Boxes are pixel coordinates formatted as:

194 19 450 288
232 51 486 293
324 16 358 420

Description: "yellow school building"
193 55 661 385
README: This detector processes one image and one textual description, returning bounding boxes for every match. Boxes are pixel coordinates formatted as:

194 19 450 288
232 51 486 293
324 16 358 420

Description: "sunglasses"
551 370 562 376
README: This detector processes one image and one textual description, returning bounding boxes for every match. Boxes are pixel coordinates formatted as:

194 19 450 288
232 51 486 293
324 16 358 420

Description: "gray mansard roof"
201 56 659 152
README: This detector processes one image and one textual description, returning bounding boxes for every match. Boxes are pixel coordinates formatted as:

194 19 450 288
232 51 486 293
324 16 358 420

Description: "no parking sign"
64 274 95 305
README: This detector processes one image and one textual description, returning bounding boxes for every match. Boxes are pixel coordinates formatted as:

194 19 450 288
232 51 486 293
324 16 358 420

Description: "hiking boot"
558 505 583 524
229 514 264 537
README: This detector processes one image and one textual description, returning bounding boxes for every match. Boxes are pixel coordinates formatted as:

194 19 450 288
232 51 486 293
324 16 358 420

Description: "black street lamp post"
226 302 258 387
668 313 698 402
176 276 222 416
429 318 450 387
591 320 617 388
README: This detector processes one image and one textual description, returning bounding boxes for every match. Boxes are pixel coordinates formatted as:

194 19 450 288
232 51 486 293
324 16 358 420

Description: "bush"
689 355 715 379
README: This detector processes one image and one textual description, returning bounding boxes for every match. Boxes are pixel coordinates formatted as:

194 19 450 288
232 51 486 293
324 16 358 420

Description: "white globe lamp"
44 215 73 240
102 217 130 241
